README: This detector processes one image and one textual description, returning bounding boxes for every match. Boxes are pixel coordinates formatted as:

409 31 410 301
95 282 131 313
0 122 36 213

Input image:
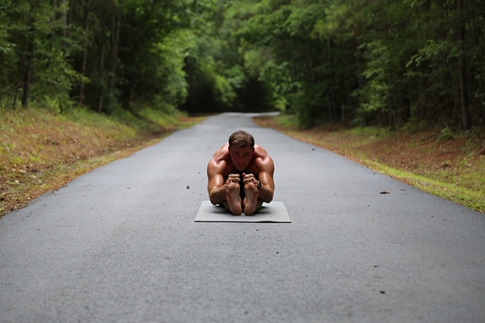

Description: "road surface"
1 113 484 322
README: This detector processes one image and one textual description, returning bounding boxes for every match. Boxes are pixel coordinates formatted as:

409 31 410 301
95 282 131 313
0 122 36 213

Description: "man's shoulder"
254 145 272 161
252 146 274 173
212 144 230 161
208 145 230 169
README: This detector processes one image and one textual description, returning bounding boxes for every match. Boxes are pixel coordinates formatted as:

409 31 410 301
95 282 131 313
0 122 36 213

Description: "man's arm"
207 160 226 205
255 153 275 203
257 169 274 203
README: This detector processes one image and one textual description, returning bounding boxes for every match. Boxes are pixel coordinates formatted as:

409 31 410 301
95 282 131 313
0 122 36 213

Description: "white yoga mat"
195 201 291 223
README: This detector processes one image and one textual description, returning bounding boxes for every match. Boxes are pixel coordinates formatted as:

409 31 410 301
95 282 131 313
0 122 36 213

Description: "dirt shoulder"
253 116 485 214
0 108 204 217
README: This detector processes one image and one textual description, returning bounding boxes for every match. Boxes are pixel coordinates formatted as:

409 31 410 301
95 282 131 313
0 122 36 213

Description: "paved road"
1 113 484 323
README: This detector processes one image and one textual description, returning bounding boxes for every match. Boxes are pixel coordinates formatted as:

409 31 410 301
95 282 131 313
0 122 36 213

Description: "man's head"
228 130 255 149
228 130 255 171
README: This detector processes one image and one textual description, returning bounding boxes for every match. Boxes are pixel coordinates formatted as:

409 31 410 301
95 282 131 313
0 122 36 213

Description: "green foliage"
153 29 195 106
0 0 484 133
438 127 456 142
233 0 485 130
359 40 392 117
347 126 390 140
0 0 195 114
404 119 428 134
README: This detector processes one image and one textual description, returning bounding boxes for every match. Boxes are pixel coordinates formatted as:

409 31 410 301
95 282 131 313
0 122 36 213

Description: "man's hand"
242 173 259 188
226 173 241 185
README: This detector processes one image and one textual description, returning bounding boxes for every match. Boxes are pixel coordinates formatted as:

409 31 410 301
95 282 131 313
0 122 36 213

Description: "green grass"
0 103 205 217
255 114 485 214
347 126 391 139
364 160 485 213
273 114 299 128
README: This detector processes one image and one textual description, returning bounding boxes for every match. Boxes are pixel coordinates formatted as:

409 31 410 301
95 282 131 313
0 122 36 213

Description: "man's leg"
243 182 263 215
223 182 242 215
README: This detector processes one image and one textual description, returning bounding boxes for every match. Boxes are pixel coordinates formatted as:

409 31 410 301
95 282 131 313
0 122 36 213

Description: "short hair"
228 130 255 148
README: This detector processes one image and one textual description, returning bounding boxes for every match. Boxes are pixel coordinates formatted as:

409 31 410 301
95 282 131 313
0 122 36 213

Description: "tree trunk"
67 0 74 38
12 82 20 109
78 0 91 104
456 0 471 131
109 12 120 96
21 42 34 108
62 0 67 38
97 28 106 113
22 3 36 109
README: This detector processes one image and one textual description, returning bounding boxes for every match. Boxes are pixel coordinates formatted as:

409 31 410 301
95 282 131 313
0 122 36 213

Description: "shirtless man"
207 130 275 215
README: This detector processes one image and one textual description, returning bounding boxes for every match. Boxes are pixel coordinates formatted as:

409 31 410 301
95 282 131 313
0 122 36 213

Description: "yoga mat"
195 201 291 223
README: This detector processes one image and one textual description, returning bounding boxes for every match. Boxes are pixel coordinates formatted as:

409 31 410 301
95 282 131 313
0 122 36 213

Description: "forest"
1 0 484 131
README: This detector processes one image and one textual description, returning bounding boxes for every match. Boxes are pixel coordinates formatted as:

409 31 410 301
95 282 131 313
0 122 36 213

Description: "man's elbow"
209 192 223 205
209 197 219 205
263 197 273 203
261 190 274 203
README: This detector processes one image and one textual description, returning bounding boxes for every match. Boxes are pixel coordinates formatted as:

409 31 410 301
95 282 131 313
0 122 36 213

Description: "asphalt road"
1 113 484 323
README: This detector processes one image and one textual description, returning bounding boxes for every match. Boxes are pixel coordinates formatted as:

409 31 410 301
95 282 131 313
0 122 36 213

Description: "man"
207 130 275 215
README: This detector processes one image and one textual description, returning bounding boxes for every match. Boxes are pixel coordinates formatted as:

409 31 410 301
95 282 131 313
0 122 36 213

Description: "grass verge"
0 106 205 217
254 114 485 214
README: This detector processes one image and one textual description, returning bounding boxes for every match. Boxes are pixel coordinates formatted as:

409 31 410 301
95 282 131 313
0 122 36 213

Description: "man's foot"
225 182 242 215
243 182 260 215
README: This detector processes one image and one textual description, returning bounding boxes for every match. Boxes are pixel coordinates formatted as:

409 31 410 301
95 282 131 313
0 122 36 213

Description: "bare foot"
243 182 260 215
225 182 242 215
